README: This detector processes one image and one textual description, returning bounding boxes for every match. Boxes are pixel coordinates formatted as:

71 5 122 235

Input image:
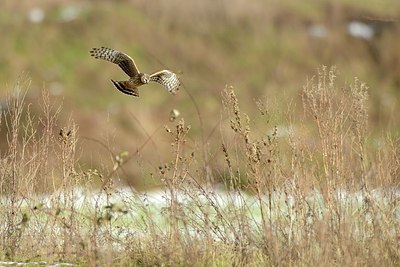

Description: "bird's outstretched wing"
149 70 180 95
90 47 140 77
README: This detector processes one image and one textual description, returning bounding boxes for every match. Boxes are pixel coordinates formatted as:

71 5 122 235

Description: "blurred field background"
0 1 399 265
0 0 399 185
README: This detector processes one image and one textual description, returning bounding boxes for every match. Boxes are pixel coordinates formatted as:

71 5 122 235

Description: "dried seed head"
165 125 172 133
169 108 180 122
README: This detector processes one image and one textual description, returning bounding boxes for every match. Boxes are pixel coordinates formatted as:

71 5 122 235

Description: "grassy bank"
1 1 399 186
0 68 398 265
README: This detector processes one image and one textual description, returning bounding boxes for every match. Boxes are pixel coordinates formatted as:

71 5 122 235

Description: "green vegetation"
0 0 399 266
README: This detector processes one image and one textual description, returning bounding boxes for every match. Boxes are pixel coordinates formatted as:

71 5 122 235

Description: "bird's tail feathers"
111 80 139 97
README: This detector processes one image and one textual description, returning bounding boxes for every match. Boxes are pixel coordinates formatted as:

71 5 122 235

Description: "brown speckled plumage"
90 47 180 97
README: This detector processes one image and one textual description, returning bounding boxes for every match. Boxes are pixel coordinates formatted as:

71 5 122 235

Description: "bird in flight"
90 47 180 97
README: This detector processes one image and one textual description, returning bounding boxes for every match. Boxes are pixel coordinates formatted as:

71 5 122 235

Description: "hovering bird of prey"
90 47 180 97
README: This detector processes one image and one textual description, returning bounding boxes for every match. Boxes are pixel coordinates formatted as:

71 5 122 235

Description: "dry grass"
0 1 399 265
0 68 398 266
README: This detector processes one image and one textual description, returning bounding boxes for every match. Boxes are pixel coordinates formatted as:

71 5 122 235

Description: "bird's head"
140 73 150 84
